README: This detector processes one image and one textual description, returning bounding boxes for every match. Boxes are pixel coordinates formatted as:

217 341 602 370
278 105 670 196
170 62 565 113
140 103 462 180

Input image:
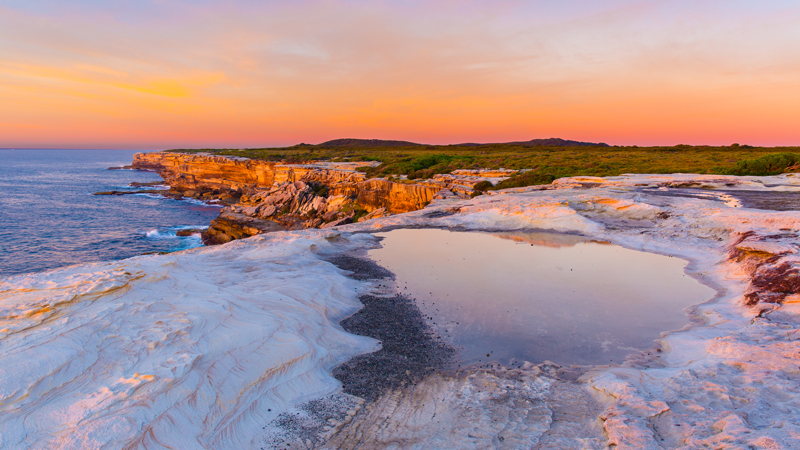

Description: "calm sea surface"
0 149 221 277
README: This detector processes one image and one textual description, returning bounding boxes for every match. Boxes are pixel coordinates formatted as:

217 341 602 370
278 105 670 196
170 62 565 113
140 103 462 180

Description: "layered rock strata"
130 152 505 244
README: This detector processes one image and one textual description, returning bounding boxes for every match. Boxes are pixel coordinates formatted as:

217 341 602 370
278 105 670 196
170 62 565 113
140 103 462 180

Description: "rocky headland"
6 167 800 449
126 151 509 244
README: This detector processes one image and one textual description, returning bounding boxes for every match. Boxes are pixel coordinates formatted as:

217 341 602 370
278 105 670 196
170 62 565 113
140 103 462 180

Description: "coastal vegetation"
169 140 800 188
725 152 800 176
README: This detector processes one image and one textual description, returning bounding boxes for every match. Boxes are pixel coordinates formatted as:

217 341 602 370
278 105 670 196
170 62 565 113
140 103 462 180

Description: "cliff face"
131 152 447 243
133 151 438 212
132 152 279 191
354 179 436 214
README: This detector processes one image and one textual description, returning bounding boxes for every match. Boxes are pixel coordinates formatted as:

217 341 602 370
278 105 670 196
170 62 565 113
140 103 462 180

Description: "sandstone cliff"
131 152 470 244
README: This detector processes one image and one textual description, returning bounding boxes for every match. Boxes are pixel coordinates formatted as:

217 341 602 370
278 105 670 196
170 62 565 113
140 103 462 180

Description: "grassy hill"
168 140 800 188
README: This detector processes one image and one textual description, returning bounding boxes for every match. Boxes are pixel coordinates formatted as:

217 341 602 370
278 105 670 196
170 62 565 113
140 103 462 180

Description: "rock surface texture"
131 152 494 243
3 172 800 449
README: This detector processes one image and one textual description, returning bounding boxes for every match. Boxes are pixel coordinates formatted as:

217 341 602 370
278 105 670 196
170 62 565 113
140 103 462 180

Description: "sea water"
369 228 716 366
0 149 220 277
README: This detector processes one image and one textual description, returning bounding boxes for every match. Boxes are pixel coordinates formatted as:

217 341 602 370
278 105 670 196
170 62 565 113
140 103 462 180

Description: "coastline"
2 152 800 448
0 149 221 278
123 151 506 245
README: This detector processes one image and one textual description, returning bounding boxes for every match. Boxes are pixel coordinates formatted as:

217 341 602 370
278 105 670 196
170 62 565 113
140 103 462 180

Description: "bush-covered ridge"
166 141 800 188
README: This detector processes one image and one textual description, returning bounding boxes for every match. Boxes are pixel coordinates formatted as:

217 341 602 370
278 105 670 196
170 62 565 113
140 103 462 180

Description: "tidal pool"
367 228 715 366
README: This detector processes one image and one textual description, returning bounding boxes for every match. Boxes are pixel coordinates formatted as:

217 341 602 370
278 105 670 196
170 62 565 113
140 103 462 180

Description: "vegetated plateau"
169 139 800 189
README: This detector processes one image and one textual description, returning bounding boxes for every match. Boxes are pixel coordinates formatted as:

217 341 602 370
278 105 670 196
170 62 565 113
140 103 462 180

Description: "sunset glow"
2 0 799 149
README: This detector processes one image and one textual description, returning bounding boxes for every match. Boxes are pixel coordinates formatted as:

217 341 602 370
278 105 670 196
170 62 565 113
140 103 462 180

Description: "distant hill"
315 138 608 148
513 138 609 147
316 138 420 148
452 138 608 147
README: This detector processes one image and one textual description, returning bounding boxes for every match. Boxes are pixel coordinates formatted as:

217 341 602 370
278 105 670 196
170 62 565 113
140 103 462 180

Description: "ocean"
0 149 221 277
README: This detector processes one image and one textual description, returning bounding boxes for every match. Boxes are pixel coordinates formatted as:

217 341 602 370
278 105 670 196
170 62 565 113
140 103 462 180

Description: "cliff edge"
130 152 501 244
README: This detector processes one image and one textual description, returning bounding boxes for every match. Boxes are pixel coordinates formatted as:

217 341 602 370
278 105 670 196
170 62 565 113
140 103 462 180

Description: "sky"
1 0 799 149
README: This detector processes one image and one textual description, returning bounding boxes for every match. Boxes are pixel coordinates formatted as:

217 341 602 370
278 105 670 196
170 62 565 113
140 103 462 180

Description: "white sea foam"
133 193 223 208
117 185 170 190
145 225 209 240
181 198 224 207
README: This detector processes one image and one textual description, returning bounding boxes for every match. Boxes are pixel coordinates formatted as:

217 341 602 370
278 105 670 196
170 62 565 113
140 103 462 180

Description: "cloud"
1 0 799 148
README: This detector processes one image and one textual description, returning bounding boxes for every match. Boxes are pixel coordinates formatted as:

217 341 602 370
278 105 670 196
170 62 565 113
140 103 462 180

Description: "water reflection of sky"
369 228 716 367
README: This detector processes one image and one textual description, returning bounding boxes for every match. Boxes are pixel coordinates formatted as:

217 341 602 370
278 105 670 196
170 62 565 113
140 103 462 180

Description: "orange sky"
1 1 799 149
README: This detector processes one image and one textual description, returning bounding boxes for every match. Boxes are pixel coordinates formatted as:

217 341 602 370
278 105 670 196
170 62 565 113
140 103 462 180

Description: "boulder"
320 217 351 229
358 207 388 222
322 209 340 221
258 204 277 218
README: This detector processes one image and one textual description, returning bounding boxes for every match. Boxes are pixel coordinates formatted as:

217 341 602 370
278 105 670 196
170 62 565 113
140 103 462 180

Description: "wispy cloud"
1 0 799 148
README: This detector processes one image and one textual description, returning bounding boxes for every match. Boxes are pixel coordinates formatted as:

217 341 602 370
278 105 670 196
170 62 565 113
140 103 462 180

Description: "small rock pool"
368 228 715 367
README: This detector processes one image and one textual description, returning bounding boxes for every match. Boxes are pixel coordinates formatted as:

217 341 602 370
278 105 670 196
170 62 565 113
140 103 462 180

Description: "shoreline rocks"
129 152 505 244
93 189 173 197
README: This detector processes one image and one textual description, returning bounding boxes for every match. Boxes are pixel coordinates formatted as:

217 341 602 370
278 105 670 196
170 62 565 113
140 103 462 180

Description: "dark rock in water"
176 229 205 237
108 164 157 171
93 189 165 196
129 181 165 187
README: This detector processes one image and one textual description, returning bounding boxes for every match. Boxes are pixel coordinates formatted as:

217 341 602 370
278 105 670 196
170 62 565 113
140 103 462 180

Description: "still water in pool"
368 228 715 366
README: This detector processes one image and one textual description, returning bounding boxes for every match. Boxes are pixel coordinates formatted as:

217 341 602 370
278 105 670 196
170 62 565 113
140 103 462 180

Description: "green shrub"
472 180 494 191
309 183 329 197
365 154 471 178
492 172 557 190
726 153 800 176
171 143 800 180
407 168 434 179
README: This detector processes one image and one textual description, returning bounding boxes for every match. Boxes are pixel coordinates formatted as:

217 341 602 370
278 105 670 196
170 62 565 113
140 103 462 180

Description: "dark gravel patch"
326 254 454 401
326 255 394 280
333 292 455 401
260 393 361 449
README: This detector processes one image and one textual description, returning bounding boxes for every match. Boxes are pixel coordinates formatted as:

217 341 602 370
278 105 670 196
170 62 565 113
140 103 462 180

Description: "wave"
183 198 224 207
132 192 224 208
115 185 170 190
144 226 209 252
